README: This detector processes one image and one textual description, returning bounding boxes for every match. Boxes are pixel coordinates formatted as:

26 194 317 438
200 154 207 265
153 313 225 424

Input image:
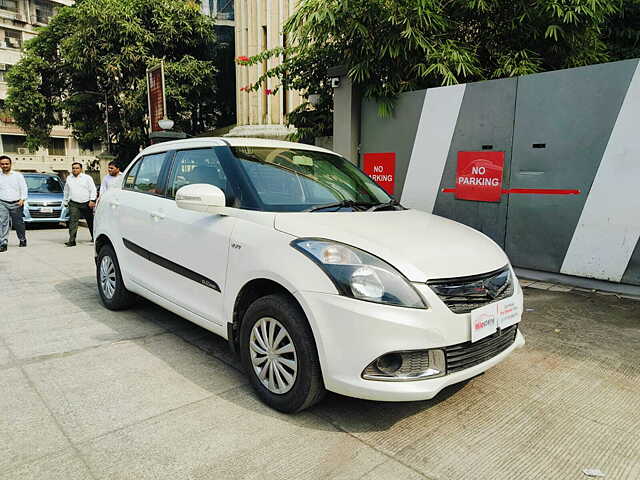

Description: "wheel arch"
94 234 132 290
95 233 114 257
229 278 304 354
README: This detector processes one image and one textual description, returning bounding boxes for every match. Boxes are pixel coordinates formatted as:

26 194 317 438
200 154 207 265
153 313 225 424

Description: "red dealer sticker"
456 151 505 202
363 152 396 195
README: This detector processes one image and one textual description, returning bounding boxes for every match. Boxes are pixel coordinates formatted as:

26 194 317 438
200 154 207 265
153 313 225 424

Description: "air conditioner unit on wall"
17 147 29 155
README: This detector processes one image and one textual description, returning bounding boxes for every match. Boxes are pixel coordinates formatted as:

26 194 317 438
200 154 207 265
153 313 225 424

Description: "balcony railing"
12 154 98 172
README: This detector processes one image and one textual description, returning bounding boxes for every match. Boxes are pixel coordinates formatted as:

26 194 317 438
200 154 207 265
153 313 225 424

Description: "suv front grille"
29 201 62 207
444 325 518 373
29 210 61 218
428 266 514 314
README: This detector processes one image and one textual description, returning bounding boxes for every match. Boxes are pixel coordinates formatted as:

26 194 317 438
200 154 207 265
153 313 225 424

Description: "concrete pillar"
329 66 361 165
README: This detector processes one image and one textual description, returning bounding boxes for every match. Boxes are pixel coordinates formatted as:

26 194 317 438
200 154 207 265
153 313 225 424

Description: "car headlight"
291 239 428 308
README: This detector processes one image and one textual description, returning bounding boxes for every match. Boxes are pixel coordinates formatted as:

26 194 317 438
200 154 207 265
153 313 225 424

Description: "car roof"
137 137 339 158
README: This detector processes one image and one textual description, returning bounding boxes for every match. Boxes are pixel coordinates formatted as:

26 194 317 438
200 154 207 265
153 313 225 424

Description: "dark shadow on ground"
53 277 476 433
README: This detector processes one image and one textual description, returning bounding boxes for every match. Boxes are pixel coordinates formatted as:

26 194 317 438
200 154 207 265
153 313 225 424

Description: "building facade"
201 0 237 129
0 0 96 175
233 0 304 137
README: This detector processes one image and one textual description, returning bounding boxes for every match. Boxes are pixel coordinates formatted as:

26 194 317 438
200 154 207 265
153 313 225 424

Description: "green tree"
7 0 226 163
604 0 640 59
241 0 637 142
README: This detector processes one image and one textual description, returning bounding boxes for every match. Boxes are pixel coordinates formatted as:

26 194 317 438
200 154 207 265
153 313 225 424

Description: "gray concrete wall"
359 59 640 286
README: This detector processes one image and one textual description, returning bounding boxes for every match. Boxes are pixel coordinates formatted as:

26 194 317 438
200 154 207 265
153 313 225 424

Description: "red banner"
363 152 396 195
455 151 505 202
147 64 166 132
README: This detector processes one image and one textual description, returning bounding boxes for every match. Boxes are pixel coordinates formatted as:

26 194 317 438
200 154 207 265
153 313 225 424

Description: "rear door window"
125 153 169 195
123 159 142 189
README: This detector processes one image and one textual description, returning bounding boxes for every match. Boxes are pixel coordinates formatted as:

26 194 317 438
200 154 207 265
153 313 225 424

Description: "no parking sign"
363 152 396 195
455 151 505 202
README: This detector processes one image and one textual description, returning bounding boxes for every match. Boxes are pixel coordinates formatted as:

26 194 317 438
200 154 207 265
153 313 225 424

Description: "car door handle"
111 200 120 209
150 211 166 220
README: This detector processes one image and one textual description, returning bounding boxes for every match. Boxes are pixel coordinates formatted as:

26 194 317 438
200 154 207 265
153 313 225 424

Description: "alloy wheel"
100 256 117 300
249 317 298 394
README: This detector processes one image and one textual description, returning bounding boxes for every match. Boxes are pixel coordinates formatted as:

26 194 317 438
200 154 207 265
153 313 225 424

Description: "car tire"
240 294 326 413
97 244 136 310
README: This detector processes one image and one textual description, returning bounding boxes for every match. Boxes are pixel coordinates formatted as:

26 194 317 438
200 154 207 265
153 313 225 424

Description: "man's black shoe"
19 240 27 247
65 241 76 247
0 245 6 252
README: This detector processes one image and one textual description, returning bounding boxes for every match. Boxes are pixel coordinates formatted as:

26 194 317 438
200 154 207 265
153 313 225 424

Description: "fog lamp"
362 349 446 381
375 353 403 374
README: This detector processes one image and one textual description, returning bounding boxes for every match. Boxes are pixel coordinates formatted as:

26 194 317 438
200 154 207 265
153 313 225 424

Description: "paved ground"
1 227 640 480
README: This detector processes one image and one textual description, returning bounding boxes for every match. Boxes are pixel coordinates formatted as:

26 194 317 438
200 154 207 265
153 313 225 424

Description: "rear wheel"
97 244 135 310
240 294 325 413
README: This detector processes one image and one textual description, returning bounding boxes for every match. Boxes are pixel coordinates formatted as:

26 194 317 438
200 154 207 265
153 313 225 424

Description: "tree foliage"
7 0 227 163
241 0 639 141
604 0 640 59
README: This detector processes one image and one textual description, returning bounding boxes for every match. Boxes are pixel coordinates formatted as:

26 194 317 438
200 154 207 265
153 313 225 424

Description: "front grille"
444 325 518 373
428 266 514 314
28 201 62 207
29 210 61 218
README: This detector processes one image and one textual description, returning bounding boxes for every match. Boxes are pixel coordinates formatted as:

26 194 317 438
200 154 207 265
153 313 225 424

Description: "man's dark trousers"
68 200 94 243
0 200 26 247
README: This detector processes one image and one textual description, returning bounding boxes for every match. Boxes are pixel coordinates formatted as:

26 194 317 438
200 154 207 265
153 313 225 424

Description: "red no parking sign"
455 151 505 202
363 152 396 195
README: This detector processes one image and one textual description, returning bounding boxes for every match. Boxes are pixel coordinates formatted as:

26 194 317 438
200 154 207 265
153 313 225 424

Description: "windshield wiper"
366 199 403 212
305 200 374 212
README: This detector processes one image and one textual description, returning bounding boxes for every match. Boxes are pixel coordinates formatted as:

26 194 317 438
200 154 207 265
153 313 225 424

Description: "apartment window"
2 28 22 49
2 134 26 153
218 0 234 20
35 0 55 24
48 138 66 156
0 0 19 13
0 64 11 83
0 99 14 123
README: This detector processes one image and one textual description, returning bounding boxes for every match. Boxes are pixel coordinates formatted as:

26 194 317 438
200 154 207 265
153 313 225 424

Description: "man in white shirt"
0 155 28 252
98 161 122 203
63 162 97 247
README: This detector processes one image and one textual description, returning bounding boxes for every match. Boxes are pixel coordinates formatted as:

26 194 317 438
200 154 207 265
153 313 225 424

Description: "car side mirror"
176 184 226 214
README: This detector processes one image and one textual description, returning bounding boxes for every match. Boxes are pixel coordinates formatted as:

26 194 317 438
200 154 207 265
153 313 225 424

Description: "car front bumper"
296 282 525 402
23 207 70 223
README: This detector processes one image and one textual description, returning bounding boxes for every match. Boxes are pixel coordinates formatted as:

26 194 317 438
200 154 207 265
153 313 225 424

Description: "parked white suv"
94 138 524 412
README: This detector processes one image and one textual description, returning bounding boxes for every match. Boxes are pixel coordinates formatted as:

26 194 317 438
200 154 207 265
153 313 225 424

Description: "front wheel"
97 244 136 310
239 294 325 413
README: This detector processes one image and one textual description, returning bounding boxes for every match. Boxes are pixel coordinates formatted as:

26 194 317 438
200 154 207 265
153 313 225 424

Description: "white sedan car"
94 138 524 413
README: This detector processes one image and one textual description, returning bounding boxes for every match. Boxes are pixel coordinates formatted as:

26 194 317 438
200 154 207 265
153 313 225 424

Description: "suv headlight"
292 239 427 308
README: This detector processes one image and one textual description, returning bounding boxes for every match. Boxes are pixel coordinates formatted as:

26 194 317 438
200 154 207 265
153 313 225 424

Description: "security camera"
330 77 341 89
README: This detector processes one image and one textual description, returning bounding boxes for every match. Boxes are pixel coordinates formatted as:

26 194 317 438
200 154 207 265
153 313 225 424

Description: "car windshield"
25 175 63 194
230 147 392 212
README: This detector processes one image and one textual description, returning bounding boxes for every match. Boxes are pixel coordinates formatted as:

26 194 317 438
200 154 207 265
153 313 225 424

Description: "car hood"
274 209 509 282
26 192 64 203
